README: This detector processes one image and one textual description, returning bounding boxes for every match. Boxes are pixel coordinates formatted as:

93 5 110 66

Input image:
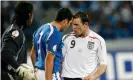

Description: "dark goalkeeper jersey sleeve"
1 29 21 70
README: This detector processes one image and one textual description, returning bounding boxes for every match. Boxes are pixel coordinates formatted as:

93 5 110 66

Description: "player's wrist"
93 73 99 79
34 68 38 72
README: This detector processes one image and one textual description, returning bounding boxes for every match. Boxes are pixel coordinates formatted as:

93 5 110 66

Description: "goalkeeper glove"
16 63 37 80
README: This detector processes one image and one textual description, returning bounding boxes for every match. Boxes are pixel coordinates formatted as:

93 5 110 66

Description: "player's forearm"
45 61 54 80
31 54 36 67
1 40 20 69
93 64 107 79
30 45 36 66
45 51 54 80
1 51 20 69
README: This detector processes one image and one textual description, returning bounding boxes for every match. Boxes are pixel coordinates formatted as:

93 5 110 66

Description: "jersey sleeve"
46 32 61 55
97 38 107 65
1 29 20 70
62 35 69 57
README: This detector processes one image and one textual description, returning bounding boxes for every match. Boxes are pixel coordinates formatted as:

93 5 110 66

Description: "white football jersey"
62 30 107 78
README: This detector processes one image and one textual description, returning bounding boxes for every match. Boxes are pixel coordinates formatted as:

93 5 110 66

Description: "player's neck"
80 28 89 38
51 21 61 31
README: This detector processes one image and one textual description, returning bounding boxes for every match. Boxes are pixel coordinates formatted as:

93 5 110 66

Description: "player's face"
72 18 85 36
28 9 34 26
61 19 72 32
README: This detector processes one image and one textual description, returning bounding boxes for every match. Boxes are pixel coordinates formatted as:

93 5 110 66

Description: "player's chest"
66 37 98 54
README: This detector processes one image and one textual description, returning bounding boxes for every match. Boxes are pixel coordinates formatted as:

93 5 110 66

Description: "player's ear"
62 19 68 25
28 13 32 19
84 22 88 27
29 9 34 20
65 19 69 24
28 13 34 25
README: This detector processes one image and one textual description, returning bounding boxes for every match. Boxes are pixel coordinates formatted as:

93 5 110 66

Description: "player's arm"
1 35 20 70
60 34 69 76
83 38 107 80
83 65 107 80
30 45 36 66
62 34 69 57
31 31 37 67
45 51 55 80
45 31 60 80
1 30 21 70
2 30 36 80
94 64 107 78
91 38 107 79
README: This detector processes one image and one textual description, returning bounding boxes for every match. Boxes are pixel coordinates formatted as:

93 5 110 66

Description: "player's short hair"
73 11 89 24
55 8 73 22
12 1 33 24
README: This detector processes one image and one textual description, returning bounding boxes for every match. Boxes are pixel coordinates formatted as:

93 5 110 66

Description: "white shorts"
35 69 61 80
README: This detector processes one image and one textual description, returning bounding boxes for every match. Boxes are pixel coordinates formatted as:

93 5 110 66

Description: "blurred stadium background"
1 1 133 80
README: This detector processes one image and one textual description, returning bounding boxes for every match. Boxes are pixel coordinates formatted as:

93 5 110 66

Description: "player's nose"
73 25 77 29
73 26 78 31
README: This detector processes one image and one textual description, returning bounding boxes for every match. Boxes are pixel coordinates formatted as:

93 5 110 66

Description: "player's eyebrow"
73 23 78 26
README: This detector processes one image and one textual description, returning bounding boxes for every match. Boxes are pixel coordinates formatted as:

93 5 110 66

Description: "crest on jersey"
87 41 94 50
11 30 19 38
53 45 57 52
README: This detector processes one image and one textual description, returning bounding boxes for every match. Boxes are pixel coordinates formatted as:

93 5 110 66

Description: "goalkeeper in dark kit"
1 1 36 80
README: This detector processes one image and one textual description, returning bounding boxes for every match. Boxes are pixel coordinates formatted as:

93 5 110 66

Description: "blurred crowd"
1 1 133 40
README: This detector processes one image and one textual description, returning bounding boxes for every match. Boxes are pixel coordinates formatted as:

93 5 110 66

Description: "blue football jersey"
33 23 63 73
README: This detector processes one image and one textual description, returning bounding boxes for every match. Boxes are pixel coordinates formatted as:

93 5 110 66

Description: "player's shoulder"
2 24 23 42
35 23 53 35
8 24 21 32
63 32 75 37
89 30 105 43
8 24 22 36
39 23 51 30
45 23 62 40
46 23 60 35
62 32 76 42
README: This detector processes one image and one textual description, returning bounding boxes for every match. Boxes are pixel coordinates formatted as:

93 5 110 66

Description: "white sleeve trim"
46 23 54 41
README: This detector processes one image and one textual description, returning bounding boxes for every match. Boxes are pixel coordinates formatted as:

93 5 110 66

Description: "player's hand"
34 68 38 72
16 63 37 80
82 74 97 80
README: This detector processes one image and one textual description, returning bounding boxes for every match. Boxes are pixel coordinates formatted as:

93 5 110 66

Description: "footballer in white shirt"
62 11 107 80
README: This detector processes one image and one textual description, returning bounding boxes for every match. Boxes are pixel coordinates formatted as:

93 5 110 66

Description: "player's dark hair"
55 8 73 22
73 11 89 24
12 1 33 27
